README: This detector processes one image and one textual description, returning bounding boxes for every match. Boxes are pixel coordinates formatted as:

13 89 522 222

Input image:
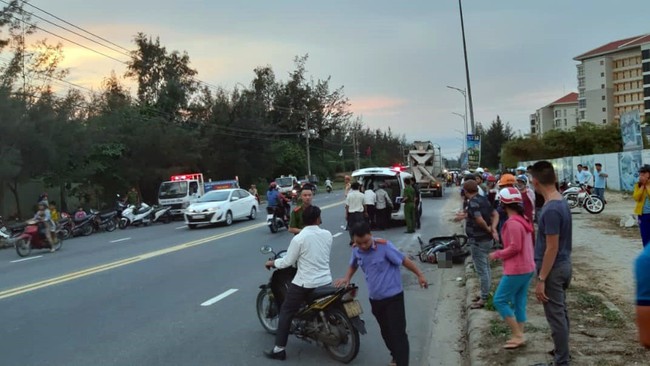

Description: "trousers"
370 292 409 366
469 239 493 300
493 272 533 321
542 262 572 366
639 214 650 247
404 203 415 232
275 283 313 347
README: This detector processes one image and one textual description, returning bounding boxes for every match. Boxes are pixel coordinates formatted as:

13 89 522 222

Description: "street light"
447 85 469 137
451 112 467 152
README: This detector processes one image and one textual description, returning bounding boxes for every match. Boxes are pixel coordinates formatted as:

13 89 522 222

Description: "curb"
463 258 492 366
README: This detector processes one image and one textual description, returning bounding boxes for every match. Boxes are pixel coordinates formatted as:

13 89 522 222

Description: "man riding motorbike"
325 178 333 192
34 201 56 252
267 182 290 222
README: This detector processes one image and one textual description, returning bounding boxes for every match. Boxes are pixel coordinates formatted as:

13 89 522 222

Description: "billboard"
466 134 481 170
621 110 643 151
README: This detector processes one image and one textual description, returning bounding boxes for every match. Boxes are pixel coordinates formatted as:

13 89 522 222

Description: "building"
530 92 579 136
574 34 650 125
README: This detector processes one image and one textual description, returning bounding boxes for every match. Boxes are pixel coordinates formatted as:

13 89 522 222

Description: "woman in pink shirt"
489 187 536 349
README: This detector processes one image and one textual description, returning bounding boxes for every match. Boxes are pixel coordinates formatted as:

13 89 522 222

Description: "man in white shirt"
374 183 393 230
582 165 594 189
264 206 333 360
346 182 366 246
574 164 585 184
364 184 377 229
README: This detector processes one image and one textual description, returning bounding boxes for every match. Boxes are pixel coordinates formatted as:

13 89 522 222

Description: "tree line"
0 1 405 217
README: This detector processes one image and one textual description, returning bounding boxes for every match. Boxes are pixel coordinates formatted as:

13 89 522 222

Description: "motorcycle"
15 219 64 257
326 185 332 193
417 234 469 264
266 205 289 233
119 202 153 229
57 212 74 240
91 210 118 232
71 212 97 237
561 182 604 214
256 245 366 363
0 216 21 248
150 205 173 224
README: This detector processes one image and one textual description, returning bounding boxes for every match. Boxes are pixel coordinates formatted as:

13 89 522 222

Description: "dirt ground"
465 191 650 365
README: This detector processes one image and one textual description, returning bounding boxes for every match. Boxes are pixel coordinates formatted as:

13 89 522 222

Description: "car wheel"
248 207 257 220
225 211 233 226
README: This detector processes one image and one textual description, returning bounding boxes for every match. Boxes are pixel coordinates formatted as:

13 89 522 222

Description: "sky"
11 0 650 158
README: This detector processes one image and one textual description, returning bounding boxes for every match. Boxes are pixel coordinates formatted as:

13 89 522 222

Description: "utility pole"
305 114 312 177
352 130 360 170
458 0 476 134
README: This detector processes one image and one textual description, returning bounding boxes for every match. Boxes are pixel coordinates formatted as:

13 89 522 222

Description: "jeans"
275 283 314 347
542 262 572 366
469 238 493 300
639 214 650 248
370 292 409 366
348 212 365 240
366 204 376 228
493 272 533 321
593 187 605 202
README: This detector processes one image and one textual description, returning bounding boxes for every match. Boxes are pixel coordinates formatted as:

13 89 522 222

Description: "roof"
352 167 413 178
574 34 650 61
548 92 578 106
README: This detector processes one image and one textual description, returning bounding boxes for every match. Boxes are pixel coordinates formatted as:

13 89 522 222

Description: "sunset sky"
10 0 650 158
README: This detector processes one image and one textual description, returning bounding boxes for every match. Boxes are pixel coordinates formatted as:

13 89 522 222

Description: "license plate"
343 300 363 318
193 214 205 219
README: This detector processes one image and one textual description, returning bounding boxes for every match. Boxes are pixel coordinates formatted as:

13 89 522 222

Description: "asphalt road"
0 190 462 366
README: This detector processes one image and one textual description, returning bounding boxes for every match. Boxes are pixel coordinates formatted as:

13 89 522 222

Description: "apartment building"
574 34 650 125
530 92 579 136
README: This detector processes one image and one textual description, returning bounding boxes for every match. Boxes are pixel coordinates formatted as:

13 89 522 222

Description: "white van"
351 167 422 222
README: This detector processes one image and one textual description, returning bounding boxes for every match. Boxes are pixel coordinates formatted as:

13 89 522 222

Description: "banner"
466 134 481 170
621 110 643 151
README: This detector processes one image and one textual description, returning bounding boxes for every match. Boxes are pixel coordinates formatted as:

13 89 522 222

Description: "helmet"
498 173 516 186
475 167 484 173
498 187 522 204
516 174 528 184
516 166 526 172
486 174 497 182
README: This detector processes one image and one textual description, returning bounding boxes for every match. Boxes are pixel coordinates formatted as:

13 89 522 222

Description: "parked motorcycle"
150 205 173 224
417 234 469 264
119 203 153 229
57 212 74 240
0 216 20 248
266 205 289 233
561 182 604 214
91 210 118 232
256 245 366 363
71 212 96 237
15 219 64 257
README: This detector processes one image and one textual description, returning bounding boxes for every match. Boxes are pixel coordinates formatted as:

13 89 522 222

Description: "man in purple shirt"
335 222 428 366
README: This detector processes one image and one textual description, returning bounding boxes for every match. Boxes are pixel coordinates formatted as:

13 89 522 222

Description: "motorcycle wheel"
106 219 117 232
81 224 94 236
324 308 360 363
269 220 278 233
60 227 72 240
163 214 172 224
53 232 64 251
15 238 31 257
584 196 604 214
118 219 128 230
256 288 279 334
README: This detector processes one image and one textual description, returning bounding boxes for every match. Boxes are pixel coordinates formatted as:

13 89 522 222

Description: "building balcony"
613 87 643 96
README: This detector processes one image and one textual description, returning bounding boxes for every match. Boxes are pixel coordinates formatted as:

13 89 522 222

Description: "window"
644 74 650 84
600 60 605 65
601 84 605 89
580 111 585 119
563 109 567 117
602 107 607 112
645 86 650 95
564 119 567 127
601 72 605 77
579 99 586 109
643 49 650 59
603 119 607 124
645 99 650 110
644 62 650 72
602 95 606 100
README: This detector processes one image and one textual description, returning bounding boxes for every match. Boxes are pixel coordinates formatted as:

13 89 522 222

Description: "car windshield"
158 181 188 199
275 177 294 187
198 190 230 202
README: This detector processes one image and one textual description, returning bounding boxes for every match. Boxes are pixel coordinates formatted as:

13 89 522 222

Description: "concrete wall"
583 57 614 124
519 149 650 192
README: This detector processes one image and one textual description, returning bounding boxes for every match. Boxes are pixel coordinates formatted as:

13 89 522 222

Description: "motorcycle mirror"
260 245 273 254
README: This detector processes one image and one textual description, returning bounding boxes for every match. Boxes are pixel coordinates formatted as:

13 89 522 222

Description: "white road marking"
11 256 43 263
201 289 239 307
332 232 343 238
110 237 131 243
175 226 186 230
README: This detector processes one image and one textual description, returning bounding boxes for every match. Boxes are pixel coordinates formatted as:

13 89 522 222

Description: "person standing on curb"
334 221 428 366
593 163 608 203
489 187 535 350
531 161 572 366
374 183 393 230
346 182 366 246
633 165 650 248
402 178 416 233
454 180 499 309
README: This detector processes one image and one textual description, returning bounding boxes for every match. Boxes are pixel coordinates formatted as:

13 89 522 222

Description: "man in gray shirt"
374 183 393 230
531 161 572 366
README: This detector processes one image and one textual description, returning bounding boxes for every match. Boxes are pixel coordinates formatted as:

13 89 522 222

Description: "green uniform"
127 191 139 206
403 185 415 233
289 205 305 233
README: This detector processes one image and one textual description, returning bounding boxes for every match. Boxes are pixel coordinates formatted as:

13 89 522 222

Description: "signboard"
621 110 643 151
466 134 481 170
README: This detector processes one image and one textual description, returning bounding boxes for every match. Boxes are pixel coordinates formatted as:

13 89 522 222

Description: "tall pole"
305 116 312 177
458 0 475 134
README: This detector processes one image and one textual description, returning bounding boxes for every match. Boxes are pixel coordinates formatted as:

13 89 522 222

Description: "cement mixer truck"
408 141 444 197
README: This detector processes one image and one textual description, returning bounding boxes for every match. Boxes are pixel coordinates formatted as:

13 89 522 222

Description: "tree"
478 115 514 169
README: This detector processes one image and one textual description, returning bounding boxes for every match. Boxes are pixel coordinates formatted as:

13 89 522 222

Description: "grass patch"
576 291 601 309
573 288 626 328
602 308 625 327
489 319 509 338
484 292 496 311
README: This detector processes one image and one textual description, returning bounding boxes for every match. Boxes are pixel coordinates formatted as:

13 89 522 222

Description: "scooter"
57 213 74 240
326 185 332 193
0 216 20 248
15 219 64 257
150 205 172 224
119 203 153 229
266 205 289 233
91 209 118 232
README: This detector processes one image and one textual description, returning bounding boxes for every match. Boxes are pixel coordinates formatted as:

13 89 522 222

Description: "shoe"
263 349 286 360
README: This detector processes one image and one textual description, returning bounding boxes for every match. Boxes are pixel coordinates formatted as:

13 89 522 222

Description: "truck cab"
158 173 205 216
275 176 299 195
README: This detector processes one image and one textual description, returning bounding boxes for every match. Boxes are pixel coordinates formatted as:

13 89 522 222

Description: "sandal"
503 338 526 349
469 299 485 309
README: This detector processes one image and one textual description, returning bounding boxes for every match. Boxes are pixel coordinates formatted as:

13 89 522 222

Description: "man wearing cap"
455 180 499 309
594 163 608 203
633 165 650 248
582 165 594 190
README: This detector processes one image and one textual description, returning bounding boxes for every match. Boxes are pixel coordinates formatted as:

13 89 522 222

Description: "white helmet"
498 187 522 204
475 167 484 173
516 166 526 172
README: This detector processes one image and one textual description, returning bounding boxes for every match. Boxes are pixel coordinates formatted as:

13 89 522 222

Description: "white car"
184 188 259 229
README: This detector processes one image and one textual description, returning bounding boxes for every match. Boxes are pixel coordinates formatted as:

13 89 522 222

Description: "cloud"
349 96 408 117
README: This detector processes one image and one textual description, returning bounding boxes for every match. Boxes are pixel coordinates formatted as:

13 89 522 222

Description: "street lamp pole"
452 113 467 152
447 86 469 140
457 0 476 134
